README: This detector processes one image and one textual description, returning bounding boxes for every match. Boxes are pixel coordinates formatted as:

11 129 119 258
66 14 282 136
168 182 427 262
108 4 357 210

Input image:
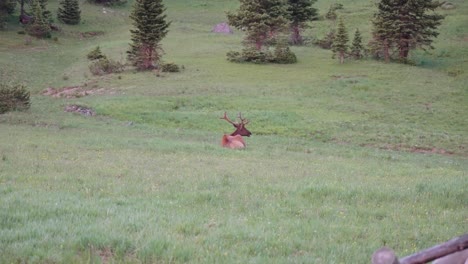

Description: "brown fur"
221 134 246 149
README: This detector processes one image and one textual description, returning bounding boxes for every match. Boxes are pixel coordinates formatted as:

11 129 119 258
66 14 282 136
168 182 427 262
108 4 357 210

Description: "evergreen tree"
0 0 16 28
287 0 318 45
38 0 52 23
127 0 170 70
325 5 337 20
27 0 51 38
227 0 289 50
371 0 444 62
370 0 395 62
331 17 348 64
350 28 364 59
57 0 81 25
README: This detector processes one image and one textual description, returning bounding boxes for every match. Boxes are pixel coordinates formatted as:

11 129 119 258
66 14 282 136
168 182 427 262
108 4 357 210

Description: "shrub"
0 83 31 114
272 44 297 64
227 47 273 64
89 58 124 75
87 46 106 61
161 62 180 73
226 51 241 62
227 45 296 64
315 30 335 49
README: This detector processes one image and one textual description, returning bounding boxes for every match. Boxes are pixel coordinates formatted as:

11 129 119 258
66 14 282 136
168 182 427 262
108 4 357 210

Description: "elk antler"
220 111 237 126
221 112 249 128
221 112 252 138
237 112 249 125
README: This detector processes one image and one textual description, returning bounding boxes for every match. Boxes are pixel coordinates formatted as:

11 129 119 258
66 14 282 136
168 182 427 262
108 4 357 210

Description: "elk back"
221 134 246 149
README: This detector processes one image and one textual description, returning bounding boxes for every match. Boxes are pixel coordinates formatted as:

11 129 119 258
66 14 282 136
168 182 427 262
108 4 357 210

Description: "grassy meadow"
0 0 467 263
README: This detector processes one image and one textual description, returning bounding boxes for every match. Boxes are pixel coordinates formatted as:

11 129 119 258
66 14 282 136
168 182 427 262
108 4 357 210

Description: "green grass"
1 0 467 263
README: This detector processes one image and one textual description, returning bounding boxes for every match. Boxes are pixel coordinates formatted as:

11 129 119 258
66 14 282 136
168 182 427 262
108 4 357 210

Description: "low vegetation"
0 83 30 114
0 0 466 263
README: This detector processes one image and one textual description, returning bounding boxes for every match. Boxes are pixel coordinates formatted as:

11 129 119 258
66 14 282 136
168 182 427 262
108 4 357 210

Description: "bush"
315 30 335 49
87 46 106 60
272 44 297 64
89 58 124 75
227 45 296 64
227 47 273 64
26 22 51 38
0 83 31 114
161 62 180 72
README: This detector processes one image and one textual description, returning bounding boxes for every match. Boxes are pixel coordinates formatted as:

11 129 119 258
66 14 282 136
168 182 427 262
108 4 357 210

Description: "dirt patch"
98 247 113 264
373 144 455 155
407 146 453 155
64 104 95 116
42 85 111 98
79 31 105 39
331 75 368 79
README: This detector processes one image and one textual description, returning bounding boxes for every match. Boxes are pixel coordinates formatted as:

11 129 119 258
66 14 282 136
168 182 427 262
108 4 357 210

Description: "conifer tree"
127 0 170 70
57 0 81 25
325 5 337 20
27 0 51 38
371 0 444 62
287 0 318 45
0 0 16 28
350 28 364 59
38 0 52 23
227 0 289 50
331 17 348 64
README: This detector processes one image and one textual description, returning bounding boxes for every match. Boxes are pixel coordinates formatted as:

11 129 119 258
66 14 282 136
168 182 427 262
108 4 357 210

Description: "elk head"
220 112 251 149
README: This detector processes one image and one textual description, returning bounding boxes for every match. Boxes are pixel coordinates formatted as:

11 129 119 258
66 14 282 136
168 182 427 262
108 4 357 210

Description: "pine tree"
325 5 337 20
371 0 444 62
227 0 289 50
127 0 170 70
27 0 51 38
350 28 364 59
57 0 81 25
0 0 17 28
331 17 349 64
38 0 52 23
287 0 318 45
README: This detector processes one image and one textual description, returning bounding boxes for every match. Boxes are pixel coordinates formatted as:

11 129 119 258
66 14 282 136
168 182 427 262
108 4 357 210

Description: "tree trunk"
399 39 409 60
290 24 303 45
255 35 266 50
339 51 344 64
384 39 390 63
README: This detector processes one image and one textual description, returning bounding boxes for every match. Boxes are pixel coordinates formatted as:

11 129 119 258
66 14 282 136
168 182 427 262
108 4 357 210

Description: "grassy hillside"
0 0 467 263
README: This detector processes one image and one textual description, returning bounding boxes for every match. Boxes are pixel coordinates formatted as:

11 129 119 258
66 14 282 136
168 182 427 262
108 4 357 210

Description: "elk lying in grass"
220 112 251 149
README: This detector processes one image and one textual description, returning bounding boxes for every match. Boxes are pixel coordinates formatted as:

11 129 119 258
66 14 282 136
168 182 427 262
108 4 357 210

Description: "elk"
220 112 251 149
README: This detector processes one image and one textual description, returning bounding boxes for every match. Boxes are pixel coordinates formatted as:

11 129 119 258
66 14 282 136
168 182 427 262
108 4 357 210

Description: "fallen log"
372 234 468 264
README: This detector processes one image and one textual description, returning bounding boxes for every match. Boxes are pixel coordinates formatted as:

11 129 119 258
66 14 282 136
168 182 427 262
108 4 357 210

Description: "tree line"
228 0 444 64
0 0 445 70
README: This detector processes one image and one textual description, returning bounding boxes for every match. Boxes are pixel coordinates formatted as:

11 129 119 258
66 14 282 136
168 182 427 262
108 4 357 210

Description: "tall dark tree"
0 0 16 28
371 0 444 62
227 0 289 50
127 0 170 70
287 0 318 45
331 17 349 64
350 28 364 59
57 0 81 25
